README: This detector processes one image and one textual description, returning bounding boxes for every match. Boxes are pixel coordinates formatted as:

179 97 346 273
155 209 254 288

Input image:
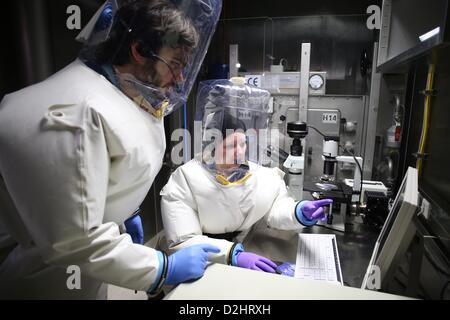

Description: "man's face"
215 132 247 170
157 46 187 91
147 46 187 94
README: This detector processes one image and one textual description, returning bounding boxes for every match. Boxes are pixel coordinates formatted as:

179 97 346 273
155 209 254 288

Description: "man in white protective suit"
0 0 222 299
160 79 333 273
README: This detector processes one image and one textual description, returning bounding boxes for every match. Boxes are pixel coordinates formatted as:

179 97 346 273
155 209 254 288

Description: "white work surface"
164 263 411 300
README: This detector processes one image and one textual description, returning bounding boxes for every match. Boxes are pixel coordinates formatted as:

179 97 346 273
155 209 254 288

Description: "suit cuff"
148 251 166 294
230 243 244 266
295 201 317 227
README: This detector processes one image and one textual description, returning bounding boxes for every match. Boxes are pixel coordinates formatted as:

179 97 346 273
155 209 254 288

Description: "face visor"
195 79 271 185
76 0 222 118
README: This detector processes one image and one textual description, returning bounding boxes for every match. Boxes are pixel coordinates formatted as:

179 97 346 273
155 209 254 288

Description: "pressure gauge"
309 74 324 90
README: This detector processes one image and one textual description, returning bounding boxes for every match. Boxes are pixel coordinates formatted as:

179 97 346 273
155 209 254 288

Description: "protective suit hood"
77 0 222 118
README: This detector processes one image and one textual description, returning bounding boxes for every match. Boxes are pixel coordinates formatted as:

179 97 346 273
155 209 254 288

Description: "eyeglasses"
150 53 185 85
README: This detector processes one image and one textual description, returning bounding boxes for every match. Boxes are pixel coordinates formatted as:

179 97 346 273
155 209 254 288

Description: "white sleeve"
265 168 303 230
160 168 235 264
0 102 160 292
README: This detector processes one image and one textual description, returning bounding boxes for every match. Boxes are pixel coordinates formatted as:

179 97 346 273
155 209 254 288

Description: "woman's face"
214 132 247 170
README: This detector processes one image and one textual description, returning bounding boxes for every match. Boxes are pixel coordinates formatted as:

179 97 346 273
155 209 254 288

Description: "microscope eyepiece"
287 121 308 139
287 122 308 156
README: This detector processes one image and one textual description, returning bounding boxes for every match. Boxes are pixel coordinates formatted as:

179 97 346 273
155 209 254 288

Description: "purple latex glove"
236 252 277 273
300 199 333 222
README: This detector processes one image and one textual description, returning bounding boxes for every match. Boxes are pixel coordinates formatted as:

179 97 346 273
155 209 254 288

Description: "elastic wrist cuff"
295 201 317 227
229 243 244 266
147 251 168 296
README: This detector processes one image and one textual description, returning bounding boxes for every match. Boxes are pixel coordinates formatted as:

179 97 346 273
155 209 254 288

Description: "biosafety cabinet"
370 0 450 299
186 0 450 299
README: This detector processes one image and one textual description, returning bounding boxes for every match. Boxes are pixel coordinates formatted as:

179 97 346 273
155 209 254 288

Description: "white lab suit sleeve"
160 167 235 265
265 168 303 230
1 102 160 292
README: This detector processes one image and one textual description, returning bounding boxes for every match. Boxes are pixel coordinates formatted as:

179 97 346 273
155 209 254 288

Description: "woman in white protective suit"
160 79 333 273
0 0 222 299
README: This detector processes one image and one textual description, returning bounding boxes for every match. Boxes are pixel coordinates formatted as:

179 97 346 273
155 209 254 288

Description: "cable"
307 125 325 138
416 61 435 177
307 125 364 203
339 144 364 204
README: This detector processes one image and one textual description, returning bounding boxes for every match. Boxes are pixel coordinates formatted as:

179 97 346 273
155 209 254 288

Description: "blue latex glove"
236 252 277 273
124 213 144 245
165 244 220 286
296 199 333 226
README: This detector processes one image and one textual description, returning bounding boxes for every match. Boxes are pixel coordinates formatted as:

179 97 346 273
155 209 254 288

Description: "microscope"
317 136 389 230
321 137 363 203
283 121 308 200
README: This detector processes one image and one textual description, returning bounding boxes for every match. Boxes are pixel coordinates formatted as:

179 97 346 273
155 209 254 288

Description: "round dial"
309 74 324 90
